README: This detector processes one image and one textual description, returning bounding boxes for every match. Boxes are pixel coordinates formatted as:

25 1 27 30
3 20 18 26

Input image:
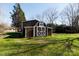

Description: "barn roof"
23 20 46 27
23 20 39 26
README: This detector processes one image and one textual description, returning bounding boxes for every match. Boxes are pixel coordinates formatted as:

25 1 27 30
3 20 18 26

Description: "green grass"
0 33 79 56
49 33 79 40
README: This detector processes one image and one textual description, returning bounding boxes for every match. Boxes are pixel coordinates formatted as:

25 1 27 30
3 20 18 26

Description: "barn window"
42 27 45 31
37 27 46 36
39 22 44 26
38 27 41 31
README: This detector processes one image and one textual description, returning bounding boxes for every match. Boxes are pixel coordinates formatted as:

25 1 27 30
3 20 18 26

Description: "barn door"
37 27 46 36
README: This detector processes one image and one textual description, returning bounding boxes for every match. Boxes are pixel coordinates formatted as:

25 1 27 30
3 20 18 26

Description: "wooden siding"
48 28 52 35
25 28 33 38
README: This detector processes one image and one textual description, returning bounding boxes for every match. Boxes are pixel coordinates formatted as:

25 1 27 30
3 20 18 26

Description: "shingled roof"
23 20 39 26
23 20 47 27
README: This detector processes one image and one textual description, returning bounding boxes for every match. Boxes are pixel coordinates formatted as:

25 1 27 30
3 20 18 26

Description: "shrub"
6 32 24 38
54 25 79 33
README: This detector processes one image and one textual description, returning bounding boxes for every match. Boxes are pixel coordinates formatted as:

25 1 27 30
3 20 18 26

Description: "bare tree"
31 8 58 24
36 14 43 21
43 8 58 24
60 12 69 25
31 14 44 22
61 3 79 26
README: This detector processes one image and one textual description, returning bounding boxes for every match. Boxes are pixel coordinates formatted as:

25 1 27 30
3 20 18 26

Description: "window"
38 27 46 32
38 27 41 31
39 22 44 26
42 28 45 31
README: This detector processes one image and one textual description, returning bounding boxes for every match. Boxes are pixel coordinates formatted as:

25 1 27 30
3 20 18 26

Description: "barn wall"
46 27 48 36
35 26 47 37
25 28 33 38
48 28 52 35
35 27 37 37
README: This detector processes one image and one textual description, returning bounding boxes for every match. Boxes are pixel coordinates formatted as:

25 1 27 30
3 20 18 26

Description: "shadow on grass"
3 35 79 56
7 39 73 56
7 42 72 56
2 39 79 56
8 43 51 56
4 32 24 38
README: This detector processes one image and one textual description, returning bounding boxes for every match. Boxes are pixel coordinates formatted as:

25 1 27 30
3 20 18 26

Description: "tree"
10 3 26 32
35 14 44 21
60 14 68 25
43 8 58 24
31 13 44 22
61 4 79 26
43 8 58 32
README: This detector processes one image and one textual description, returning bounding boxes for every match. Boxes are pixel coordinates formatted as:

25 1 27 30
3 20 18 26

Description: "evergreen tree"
10 3 26 32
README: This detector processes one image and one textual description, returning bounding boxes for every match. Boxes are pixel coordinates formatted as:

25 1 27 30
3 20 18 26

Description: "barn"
21 20 52 38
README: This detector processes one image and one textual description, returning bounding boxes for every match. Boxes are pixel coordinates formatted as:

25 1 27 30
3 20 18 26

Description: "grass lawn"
0 33 79 56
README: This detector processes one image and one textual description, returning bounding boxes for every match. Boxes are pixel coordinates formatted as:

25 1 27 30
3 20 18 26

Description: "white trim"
24 26 33 28
25 28 27 38
47 27 52 29
47 27 48 36
34 21 45 27
45 27 46 36
34 22 39 26
38 26 45 27
36 26 38 36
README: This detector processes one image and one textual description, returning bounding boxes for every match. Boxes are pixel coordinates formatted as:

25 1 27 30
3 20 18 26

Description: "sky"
0 3 68 26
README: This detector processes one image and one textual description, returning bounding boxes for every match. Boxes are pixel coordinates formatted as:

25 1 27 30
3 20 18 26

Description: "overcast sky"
0 3 68 25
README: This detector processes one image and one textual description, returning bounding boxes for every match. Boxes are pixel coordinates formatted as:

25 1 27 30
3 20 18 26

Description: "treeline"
52 25 79 33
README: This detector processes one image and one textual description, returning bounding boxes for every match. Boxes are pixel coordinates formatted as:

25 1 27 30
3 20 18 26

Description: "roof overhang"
24 26 33 28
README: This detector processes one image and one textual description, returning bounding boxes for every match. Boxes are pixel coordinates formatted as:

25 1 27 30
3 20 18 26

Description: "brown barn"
22 20 52 38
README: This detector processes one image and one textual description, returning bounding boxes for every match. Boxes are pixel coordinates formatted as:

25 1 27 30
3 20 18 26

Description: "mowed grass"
0 33 79 56
49 33 79 40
